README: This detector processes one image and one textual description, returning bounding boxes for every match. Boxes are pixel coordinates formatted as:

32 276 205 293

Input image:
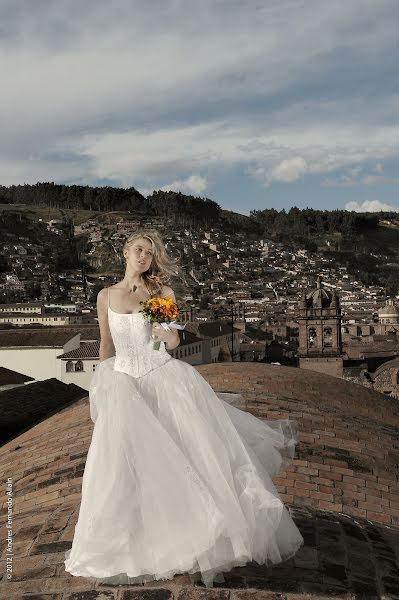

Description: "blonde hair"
122 229 180 296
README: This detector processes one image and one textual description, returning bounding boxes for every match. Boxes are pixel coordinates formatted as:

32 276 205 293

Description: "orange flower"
140 296 179 322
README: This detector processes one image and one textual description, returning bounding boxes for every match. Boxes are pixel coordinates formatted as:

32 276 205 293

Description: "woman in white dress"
64 229 304 588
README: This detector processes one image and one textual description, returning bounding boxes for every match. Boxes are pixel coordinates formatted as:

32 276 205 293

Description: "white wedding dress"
64 289 304 588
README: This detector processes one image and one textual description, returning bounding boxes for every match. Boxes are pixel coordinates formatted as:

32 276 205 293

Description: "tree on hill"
0 182 147 212
147 190 221 226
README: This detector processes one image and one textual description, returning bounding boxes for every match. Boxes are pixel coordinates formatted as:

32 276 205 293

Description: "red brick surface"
196 363 399 528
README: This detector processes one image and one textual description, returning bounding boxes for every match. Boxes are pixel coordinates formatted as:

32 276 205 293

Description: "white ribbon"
159 321 187 332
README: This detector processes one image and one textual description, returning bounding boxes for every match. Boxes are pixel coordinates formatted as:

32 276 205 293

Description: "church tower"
297 276 343 377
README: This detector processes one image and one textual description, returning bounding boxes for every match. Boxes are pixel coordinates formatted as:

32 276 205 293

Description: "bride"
64 228 304 588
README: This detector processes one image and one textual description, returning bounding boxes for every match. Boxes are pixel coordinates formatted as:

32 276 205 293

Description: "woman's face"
124 238 154 272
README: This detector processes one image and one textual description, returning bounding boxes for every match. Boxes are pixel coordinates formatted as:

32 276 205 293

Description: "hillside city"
1 211 399 401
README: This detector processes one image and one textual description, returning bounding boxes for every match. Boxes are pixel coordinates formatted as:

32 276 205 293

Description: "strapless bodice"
108 307 172 378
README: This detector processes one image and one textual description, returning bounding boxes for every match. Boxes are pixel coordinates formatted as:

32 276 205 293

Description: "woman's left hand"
152 322 171 343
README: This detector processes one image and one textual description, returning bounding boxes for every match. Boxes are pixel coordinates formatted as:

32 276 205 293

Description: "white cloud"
71 112 399 190
323 170 399 187
160 175 207 195
248 156 307 186
140 175 207 197
344 200 399 212
0 0 398 192
361 175 399 185
270 157 308 183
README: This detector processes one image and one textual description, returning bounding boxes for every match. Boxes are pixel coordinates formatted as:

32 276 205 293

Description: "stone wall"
299 356 343 378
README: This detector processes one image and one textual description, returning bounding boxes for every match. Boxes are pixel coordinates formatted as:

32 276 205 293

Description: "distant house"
0 330 81 382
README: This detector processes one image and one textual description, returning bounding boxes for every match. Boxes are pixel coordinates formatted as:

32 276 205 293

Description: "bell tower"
297 276 343 377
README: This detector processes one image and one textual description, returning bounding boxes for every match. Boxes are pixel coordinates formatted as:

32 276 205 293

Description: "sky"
1 0 399 216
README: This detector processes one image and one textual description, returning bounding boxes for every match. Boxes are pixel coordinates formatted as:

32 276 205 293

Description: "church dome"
2 363 398 597
378 298 399 319
306 275 333 308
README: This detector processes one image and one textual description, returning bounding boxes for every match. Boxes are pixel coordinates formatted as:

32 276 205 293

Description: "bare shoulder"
161 285 176 302
97 284 120 300
97 286 110 305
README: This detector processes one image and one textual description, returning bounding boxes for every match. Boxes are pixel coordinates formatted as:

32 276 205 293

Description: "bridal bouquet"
139 296 186 350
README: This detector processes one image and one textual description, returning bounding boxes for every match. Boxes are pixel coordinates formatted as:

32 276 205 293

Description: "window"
308 327 317 348
75 360 84 372
66 360 74 372
324 327 333 347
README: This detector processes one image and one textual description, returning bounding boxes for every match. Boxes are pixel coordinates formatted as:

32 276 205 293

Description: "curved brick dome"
196 363 399 527
1 363 399 598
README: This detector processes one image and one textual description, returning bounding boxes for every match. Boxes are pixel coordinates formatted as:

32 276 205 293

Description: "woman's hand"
152 322 180 349
151 322 168 342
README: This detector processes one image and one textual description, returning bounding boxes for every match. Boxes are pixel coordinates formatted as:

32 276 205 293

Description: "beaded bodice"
108 306 173 378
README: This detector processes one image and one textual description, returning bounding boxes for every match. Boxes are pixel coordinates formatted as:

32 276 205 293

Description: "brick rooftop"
1 363 399 599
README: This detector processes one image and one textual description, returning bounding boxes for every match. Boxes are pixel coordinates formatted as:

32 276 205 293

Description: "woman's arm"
165 328 180 351
161 285 180 351
97 288 115 362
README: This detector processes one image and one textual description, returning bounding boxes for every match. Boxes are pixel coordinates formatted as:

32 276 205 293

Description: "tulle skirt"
64 356 304 588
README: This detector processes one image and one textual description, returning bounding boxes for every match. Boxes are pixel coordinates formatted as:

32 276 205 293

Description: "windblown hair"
122 229 180 297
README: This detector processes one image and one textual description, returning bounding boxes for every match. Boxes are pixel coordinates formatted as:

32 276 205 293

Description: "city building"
297 276 344 377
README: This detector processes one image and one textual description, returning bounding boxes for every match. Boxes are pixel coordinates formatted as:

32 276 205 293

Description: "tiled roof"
178 329 202 346
240 342 266 350
0 329 79 347
61 326 100 342
0 310 96 317
0 302 42 308
0 324 100 340
57 341 100 359
198 320 239 337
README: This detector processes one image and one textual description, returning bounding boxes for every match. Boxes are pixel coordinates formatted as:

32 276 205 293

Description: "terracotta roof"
198 320 239 337
0 311 42 317
57 341 100 360
0 329 79 347
0 310 96 318
178 329 203 347
62 326 100 342
0 302 42 308
0 366 34 385
240 342 266 350
27 325 101 342
0 363 398 597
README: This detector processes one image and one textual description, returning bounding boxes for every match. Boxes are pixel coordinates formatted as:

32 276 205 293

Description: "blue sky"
1 0 399 215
